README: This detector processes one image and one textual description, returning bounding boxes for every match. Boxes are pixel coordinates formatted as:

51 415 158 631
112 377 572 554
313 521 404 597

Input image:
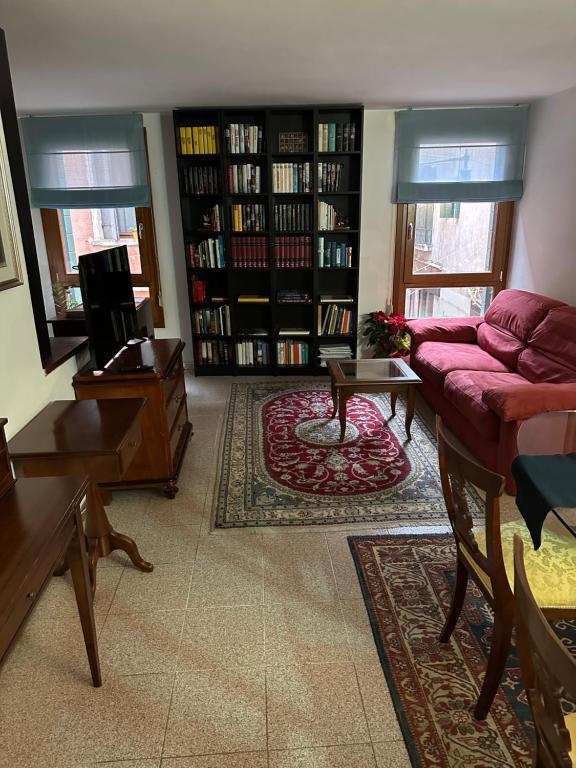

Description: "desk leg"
330 381 338 419
339 394 349 442
85 485 153 592
67 508 102 687
405 387 416 440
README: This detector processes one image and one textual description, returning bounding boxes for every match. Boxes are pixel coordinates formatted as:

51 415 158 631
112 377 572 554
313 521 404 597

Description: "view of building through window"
407 201 496 318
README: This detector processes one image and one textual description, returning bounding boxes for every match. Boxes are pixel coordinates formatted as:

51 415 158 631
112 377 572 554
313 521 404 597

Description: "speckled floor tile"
372 741 411 767
268 745 377 768
263 535 338 606
339 600 380 664
161 753 267 767
109 564 193 614
354 664 403 743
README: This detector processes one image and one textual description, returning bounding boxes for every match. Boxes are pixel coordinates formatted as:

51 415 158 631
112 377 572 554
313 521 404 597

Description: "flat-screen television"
78 245 138 369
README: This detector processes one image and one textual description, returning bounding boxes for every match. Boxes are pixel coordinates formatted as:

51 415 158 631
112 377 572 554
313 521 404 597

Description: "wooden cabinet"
73 339 192 497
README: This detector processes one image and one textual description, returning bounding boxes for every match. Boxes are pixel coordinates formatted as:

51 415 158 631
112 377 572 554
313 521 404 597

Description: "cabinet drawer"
170 400 188 462
165 372 186 432
162 358 184 404
118 419 142 477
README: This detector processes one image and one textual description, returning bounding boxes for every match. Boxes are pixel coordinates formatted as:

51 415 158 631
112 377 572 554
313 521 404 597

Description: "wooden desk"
8 400 153 591
74 339 192 498
0 419 101 686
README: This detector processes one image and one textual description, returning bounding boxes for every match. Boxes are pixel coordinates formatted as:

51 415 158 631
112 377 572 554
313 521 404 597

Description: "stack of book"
276 340 309 366
178 126 219 155
227 164 262 193
318 201 348 231
318 163 344 192
237 295 269 304
236 339 270 367
318 344 354 366
192 305 231 336
272 163 312 193
196 340 232 366
230 236 269 268
277 289 312 304
274 204 311 231
318 123 356 152
319 304 355 335
199 204 223 232
317 238 353 268
189 236 225 268
226 124 263 154
274 236 313 268
183 166 219 194
230 203 266 232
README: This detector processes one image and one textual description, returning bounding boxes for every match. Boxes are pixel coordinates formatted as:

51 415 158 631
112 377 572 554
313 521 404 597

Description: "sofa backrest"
517 305 576 383
476 289 564 369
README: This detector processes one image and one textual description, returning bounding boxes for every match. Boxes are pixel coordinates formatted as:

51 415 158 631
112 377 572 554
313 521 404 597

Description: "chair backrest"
513 535 576 768
436 416 509 600
517 410 576 456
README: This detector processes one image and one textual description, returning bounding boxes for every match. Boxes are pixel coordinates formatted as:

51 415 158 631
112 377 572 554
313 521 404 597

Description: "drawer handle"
26 591 35 600
128 441 137 447
178 423 184 432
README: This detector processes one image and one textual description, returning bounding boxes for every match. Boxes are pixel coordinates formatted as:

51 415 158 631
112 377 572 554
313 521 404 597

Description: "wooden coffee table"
326 358 422 441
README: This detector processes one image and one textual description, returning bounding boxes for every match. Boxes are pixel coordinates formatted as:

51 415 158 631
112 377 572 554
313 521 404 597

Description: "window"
393 201 513 318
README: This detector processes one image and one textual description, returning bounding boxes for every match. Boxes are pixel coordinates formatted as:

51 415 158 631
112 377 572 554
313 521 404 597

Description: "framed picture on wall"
0 111 23 291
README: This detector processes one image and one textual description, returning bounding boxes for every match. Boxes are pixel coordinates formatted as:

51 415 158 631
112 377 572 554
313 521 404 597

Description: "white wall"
508 85 576 303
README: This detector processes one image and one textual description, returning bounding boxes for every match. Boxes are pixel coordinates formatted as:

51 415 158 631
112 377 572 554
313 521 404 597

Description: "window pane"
61 207 142 275
413 202 495 275
406 286 493 319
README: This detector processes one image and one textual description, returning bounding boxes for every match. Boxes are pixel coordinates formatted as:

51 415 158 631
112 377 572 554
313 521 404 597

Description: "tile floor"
0 375 515 768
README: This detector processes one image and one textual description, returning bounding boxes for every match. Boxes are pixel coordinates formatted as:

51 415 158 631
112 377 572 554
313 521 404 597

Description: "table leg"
330 381 338 419
84 484 153 591
67 508 102 687
390 392 397 417
405 387 416 440
339 394 349 442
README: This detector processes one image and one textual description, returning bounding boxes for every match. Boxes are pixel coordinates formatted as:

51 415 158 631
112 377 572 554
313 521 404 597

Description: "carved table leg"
390 392 398 417
339 393 349 442
330 381 338 419
163 482 179 499
405 386 416 440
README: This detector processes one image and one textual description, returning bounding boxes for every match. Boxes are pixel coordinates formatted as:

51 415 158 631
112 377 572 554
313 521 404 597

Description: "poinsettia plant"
363 311 411 358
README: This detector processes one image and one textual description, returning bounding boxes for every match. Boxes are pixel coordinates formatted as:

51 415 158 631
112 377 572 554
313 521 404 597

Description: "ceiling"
2 0 576 113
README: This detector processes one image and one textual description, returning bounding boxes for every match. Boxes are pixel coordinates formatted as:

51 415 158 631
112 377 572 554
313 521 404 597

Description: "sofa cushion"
484 288 564 341
444 371 527 441
476 323 525 368
413 341 512 390
517 306 576 383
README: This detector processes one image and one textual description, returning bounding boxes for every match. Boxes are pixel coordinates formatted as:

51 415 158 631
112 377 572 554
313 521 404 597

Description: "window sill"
42 336 89 375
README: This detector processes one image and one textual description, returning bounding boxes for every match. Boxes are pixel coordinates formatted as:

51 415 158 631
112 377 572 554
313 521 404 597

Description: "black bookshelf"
173 105 363 375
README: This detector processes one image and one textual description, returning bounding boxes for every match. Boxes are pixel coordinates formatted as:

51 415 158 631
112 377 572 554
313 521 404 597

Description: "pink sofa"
406 289 576 490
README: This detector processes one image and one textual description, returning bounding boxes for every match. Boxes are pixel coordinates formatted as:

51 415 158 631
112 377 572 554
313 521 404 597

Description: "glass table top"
337 358 417 381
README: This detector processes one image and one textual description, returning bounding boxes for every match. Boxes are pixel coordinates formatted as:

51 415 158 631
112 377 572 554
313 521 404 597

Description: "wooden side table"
8 400 153 593
0 419 101 686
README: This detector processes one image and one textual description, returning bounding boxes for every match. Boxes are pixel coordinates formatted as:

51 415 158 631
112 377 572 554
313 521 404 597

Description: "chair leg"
473 615 513 720
439 556 468 643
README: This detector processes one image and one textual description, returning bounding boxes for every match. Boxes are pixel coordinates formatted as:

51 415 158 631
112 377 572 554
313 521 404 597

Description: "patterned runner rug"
213 382 482 528
348 533 576 767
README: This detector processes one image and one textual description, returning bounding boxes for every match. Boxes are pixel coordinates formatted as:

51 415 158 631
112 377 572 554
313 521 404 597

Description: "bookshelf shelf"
174 104 363 375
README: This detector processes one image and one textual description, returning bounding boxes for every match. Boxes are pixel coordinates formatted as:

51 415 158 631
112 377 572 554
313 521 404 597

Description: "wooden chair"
436 416 576 721
513 535 576 768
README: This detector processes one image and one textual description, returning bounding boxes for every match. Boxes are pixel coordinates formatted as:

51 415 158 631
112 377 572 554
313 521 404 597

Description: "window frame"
392 201 514 317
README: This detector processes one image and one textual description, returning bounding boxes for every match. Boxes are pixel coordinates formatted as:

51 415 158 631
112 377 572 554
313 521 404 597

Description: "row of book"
230 236 268 268
318 162 344 193
318 202 343 232
189 236 225 268
274 236 313 268
236 340 270 367
183 166 219 195
318 123 357 152
318 237 353 268
228 164 261 194
225 124 263 154
192 305 231 337
277 289 311 304
318 344 354 366
319 304 355 335
276 340 309 366
195 340 232 367
178 126 219 155
274 203 311 232
272 163 312 193
198 204 223 232
231 203 266 232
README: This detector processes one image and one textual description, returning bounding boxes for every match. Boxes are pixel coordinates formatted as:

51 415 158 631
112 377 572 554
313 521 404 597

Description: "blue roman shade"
22 113 150 208
394 106 528 203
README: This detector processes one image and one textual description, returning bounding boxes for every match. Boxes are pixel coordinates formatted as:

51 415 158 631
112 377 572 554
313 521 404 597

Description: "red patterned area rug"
349 533 576 767
213 382 482 528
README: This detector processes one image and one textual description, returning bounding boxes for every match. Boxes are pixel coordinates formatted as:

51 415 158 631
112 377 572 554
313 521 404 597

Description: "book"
237 295 269 303
319 294 354 303
278 328 310 336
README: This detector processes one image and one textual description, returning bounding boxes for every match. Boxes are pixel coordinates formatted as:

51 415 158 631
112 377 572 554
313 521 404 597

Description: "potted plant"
363 311 411 358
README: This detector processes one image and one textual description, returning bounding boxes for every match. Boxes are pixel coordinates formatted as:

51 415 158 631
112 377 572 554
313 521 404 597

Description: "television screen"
78 245 138 369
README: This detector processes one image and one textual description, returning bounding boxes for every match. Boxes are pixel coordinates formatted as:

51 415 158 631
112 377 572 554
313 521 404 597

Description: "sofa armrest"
406 317 482 347
482 383 576 422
